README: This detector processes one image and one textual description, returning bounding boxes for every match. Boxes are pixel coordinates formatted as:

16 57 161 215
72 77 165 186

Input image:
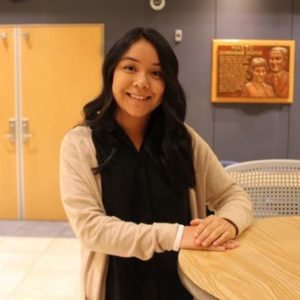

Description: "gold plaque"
211 39 295 104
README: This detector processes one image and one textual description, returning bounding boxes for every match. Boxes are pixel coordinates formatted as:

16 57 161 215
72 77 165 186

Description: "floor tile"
0 270 28 294
0 252 40 272
31 253 80 272
9 296 79 300
12 271 80 297
0 237 53 254
0 224 80 299
45 238 80 254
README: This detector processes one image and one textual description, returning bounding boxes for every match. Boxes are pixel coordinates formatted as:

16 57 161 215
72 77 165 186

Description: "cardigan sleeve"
187 125 253 235
59 127 178 260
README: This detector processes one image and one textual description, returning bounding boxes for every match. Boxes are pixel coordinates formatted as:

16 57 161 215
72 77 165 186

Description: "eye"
123 65 136 72
152 70 163 78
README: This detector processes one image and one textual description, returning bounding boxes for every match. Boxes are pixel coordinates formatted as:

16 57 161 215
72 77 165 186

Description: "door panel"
0 27 18 219
21 25 103 219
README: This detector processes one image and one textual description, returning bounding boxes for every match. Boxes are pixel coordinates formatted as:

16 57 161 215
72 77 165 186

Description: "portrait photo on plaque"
211 39 295 104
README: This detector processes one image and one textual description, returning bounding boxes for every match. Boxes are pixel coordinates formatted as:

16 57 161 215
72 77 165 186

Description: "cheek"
155 81 165 98
111 73 118 96
112 73 124 99
112 79 117 98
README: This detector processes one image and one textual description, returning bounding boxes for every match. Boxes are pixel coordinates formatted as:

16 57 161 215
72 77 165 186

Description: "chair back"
225 159 300 217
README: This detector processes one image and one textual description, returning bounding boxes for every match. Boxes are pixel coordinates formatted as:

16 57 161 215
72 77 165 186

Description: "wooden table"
178 216 300 300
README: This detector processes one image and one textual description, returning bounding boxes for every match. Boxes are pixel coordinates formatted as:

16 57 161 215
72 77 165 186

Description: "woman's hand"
190 216 237 248
180 224 238 251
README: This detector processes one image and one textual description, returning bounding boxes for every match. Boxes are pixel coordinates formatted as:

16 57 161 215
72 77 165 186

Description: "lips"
126 92 152 100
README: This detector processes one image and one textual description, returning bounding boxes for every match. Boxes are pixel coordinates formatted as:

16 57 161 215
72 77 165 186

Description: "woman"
60 27 253 300
242 57 275 98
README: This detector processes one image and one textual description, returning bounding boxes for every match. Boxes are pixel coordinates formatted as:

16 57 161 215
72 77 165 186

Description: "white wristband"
173 224 184 251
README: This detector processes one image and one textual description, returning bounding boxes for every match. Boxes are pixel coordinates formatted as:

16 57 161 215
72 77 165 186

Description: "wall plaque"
211 39 295 103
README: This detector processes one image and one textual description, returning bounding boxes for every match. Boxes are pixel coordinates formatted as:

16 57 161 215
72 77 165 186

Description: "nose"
133 73 150 89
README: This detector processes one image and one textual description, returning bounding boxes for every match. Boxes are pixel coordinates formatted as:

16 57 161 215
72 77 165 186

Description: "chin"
129 112 151 119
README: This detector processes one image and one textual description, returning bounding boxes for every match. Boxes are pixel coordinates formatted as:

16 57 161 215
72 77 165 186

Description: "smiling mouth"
126 93 152 101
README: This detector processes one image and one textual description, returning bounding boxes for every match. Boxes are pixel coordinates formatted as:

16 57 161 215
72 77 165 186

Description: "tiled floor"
0 221 81 299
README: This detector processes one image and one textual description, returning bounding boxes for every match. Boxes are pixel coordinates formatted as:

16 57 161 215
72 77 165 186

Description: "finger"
215 239 239 250
205 244 226 251
226 239 239 246
193 217 216 239
195 223 221 246
224 242 239 249
199 225 225 247
193 222 208 239
205 240 239 251
223 240 239 248
212 231 231 246
194 215 219 226
190 218 201 226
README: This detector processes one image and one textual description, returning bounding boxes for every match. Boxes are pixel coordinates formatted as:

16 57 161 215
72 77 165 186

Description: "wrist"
173 224 184 251
223 218 238 236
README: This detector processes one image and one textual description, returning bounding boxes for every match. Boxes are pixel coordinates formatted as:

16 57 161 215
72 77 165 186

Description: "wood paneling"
21 25 103 219
0 27 18 219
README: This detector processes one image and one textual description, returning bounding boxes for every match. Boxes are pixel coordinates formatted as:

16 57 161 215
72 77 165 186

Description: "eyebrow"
121 56 161 66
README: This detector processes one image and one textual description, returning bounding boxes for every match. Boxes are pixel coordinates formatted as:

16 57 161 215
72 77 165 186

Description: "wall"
0 0 299 161
214 0 299 161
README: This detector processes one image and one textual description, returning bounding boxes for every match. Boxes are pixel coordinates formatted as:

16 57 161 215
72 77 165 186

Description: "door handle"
22 118 32 143
22 31 31 48
0 31 8 48
22 32 29 40
4 118 16 143
0 32 8 41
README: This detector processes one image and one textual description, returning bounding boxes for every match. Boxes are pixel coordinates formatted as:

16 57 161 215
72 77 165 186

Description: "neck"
115 113 149 150
253 81 264 87
273 69 284 75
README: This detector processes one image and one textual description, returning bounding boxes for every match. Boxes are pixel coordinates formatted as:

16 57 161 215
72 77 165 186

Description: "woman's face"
112 38 165 124
252 66 267 83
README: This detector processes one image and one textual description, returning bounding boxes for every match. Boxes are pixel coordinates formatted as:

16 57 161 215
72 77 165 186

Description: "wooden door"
0 27 18 218
21 25 103 219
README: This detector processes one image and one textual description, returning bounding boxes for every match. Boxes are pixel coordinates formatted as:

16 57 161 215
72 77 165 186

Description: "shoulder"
62 125 92 146
265 72 273 80
241 83 250 97
279 70 289 80
184 123 211 153
61 125 96 162
64 125 92 139
264 83 274 91
243 82 252 92
184 123 203 142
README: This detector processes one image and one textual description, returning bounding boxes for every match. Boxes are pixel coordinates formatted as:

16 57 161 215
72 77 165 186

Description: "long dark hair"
84 27 195 190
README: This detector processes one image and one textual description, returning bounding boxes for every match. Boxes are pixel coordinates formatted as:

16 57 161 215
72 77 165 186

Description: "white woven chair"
225 159 300 217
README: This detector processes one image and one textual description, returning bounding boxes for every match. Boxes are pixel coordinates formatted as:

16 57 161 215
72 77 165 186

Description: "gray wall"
1 0 299 161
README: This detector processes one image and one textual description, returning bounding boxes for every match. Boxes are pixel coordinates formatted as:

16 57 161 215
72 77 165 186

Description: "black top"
92 120 192 300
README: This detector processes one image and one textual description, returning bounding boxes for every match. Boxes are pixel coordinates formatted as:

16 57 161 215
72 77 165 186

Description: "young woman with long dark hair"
60 27 253 300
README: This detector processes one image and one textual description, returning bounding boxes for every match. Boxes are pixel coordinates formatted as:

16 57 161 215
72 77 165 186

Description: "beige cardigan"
60 125 253 300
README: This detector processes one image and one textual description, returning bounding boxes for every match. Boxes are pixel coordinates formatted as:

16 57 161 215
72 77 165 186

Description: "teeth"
128 93 150 100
